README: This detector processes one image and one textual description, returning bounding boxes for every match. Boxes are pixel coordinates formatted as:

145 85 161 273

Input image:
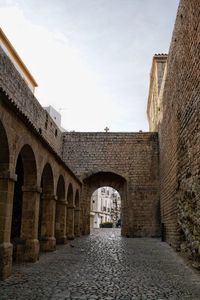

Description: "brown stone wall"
157 0 200 262
147 54 167 132
62 132 160 237
0 46 62 155
0 92 81 279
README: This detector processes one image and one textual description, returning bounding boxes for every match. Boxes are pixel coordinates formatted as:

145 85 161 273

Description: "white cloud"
0 5 120 130
0 0 179 131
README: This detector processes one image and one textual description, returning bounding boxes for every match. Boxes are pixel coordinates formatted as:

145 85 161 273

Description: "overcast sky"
0 0 179 132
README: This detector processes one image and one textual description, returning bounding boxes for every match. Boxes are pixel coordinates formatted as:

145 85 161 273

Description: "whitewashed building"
90 187 121 228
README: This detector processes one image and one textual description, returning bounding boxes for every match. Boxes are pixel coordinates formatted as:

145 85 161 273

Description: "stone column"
0 171 16 280
55 200 67 244
74 208 81 237
15 185 41 262
40 194 56 252
66 205 75 240
81 207 89 235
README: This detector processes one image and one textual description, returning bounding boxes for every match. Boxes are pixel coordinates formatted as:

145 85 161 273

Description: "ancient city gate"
62 132 160 237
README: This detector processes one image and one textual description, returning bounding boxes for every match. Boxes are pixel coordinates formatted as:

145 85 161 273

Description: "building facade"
90 187 121 228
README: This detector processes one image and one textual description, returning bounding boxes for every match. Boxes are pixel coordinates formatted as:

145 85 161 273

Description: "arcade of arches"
0 103 81 279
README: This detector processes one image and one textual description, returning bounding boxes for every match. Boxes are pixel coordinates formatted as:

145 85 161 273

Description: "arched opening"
39 163 54 240
55 175 67 244
0 120 9 172
82 172 127 236
75 190 80 208
74 190 80 237
0 121 12 279
39 163 56 251
90 187 121 230
11 145 37 262
11 155 23 245
66 183 74 239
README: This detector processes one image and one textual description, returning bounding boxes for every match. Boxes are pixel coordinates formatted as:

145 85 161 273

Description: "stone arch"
0 121 12 279
39 163 56 252
74 189 81 237
55 175 67 244
56 175 65 200
0 120 9 172
40 163 54 194
75 189 80 208
82 171 127 235
67 183 73 205
11 144 38 262
66 183 75 239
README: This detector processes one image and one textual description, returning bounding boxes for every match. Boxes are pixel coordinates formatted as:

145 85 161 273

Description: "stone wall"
0 46 62 155
147 54 167 132
62 132 160 237
152 0 200 263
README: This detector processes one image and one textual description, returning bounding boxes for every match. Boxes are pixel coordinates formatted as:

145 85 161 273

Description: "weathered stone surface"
0 91 81 279
0 229 200 299
62 132 160 238
147 0 200 263
0 0 200 282
0 46 62 155
0 242 13 280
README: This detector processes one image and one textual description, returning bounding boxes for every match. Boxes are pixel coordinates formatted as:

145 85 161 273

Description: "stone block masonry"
62 132 160 237
0 46 62 155
147 0 200 264
159 0 200 256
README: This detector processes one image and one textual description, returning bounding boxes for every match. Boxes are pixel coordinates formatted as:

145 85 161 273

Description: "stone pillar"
81 207 89 235
0 171 16 280
40 194 56 252
74 208 81 237
66 205 75 240
85 200 90 235
55 200 67 244
15 185 41 262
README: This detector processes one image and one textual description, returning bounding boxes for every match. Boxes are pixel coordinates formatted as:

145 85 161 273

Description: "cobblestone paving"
1 229 200 300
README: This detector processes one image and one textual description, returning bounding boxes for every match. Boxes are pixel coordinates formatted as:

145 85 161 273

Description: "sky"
0 0 179 132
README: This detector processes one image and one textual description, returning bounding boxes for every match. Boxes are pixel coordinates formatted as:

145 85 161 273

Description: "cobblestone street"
0 229 200 300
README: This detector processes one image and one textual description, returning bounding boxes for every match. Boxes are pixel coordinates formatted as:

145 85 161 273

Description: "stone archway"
66 183 74 239
39 163 56 252
74 190 81 237
81 172 127 236
0 121 13 279
11 144 39 262
55 175 67 244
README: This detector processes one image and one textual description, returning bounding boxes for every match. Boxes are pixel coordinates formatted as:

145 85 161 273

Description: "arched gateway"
82 172 126 235
62 132 161 238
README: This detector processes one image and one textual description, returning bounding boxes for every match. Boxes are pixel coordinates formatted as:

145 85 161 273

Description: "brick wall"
156 0 200 262
0 46 62 155
62 132 160 237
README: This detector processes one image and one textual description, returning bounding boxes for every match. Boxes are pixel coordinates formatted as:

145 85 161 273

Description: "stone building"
90 187 121 228
0 0 200 280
